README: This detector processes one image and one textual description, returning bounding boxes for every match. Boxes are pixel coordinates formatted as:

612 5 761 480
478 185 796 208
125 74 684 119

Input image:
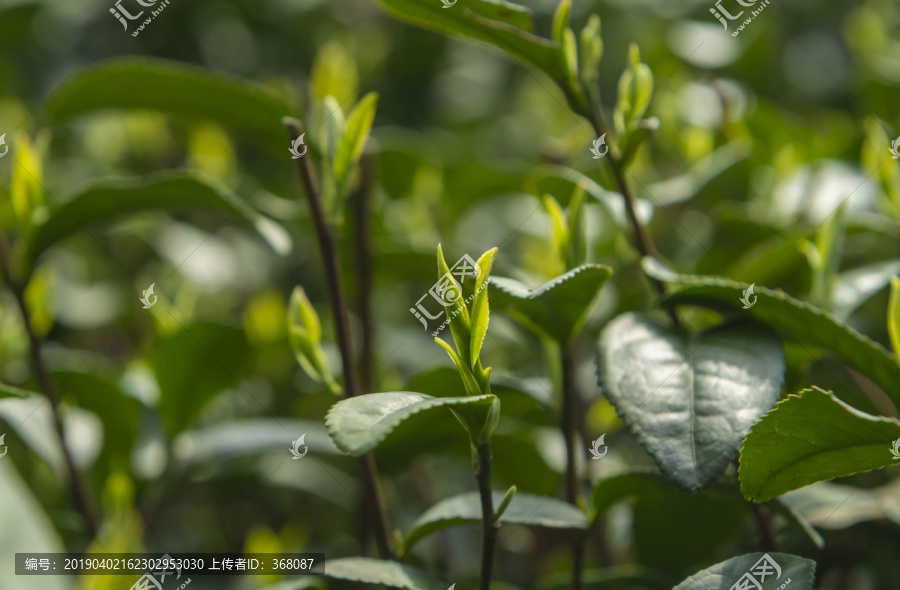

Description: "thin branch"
476 439 498 590
284 118 395 559
353 147 376 395
0 230 99 537
583 84 680 329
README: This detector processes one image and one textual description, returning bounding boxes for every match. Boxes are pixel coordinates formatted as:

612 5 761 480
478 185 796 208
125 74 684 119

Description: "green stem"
476 439 498 590
285 119 395 559
560 340 584 590
0 230 99 537
582 83 679 329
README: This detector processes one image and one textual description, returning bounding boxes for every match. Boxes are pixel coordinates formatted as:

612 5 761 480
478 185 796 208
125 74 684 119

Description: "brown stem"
0 231 99 537
750 503 780 553
476 439 498 590
583 84 679 329
353 147 375 395
285 119 395 559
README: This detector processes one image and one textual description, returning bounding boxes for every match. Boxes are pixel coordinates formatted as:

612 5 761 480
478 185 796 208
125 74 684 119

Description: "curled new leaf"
288 287 341 394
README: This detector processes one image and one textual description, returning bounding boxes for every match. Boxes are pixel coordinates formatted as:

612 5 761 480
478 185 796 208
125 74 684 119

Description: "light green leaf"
889 276 900 354
47 57 293 148
436 244 472 362
287 287 340 393
323 557 446 590
402 489 586 552
28 173 291 267
310 40 359 106
10 131 47 228
374 0 564 82
469 247 498 367
0 382 33 400
528 165 654 228
325 391 496 456
334 92 378 187
740 387 900 503
434 338 481 397
644 257 900 409
491 264 612 342
598 313 784 492
551 0 570 44
673 552 816 590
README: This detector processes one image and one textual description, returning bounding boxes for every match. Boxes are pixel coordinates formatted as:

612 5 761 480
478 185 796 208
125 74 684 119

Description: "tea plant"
0 0 899 589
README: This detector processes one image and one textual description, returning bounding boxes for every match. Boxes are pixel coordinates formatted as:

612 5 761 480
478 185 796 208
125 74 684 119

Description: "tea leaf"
645 258 900 409
740 387 900 502
673 553 816 590
598 313 784 492
402 489 586 552
325 391 496 455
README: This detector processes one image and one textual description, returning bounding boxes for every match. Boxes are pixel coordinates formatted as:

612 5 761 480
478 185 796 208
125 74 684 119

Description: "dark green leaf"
325 391 496 456
374 0 563 81
740 387 900 502
402 489 586 552
46 57 293 148
598 313 784 492
645 257 900 409
153 321 252 434
492 264 613 341
672 552 816 590
28 173 291 266
539 566 670 590
323 557 446 590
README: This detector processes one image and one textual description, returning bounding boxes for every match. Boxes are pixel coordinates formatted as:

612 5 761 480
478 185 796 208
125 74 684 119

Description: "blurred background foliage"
0 0 898 588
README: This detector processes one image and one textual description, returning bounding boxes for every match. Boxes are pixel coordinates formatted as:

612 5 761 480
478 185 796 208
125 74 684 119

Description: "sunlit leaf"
740 387 900 502
492 264 613 341
333 92 378 187
598 313 784 492
325 391 496 456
